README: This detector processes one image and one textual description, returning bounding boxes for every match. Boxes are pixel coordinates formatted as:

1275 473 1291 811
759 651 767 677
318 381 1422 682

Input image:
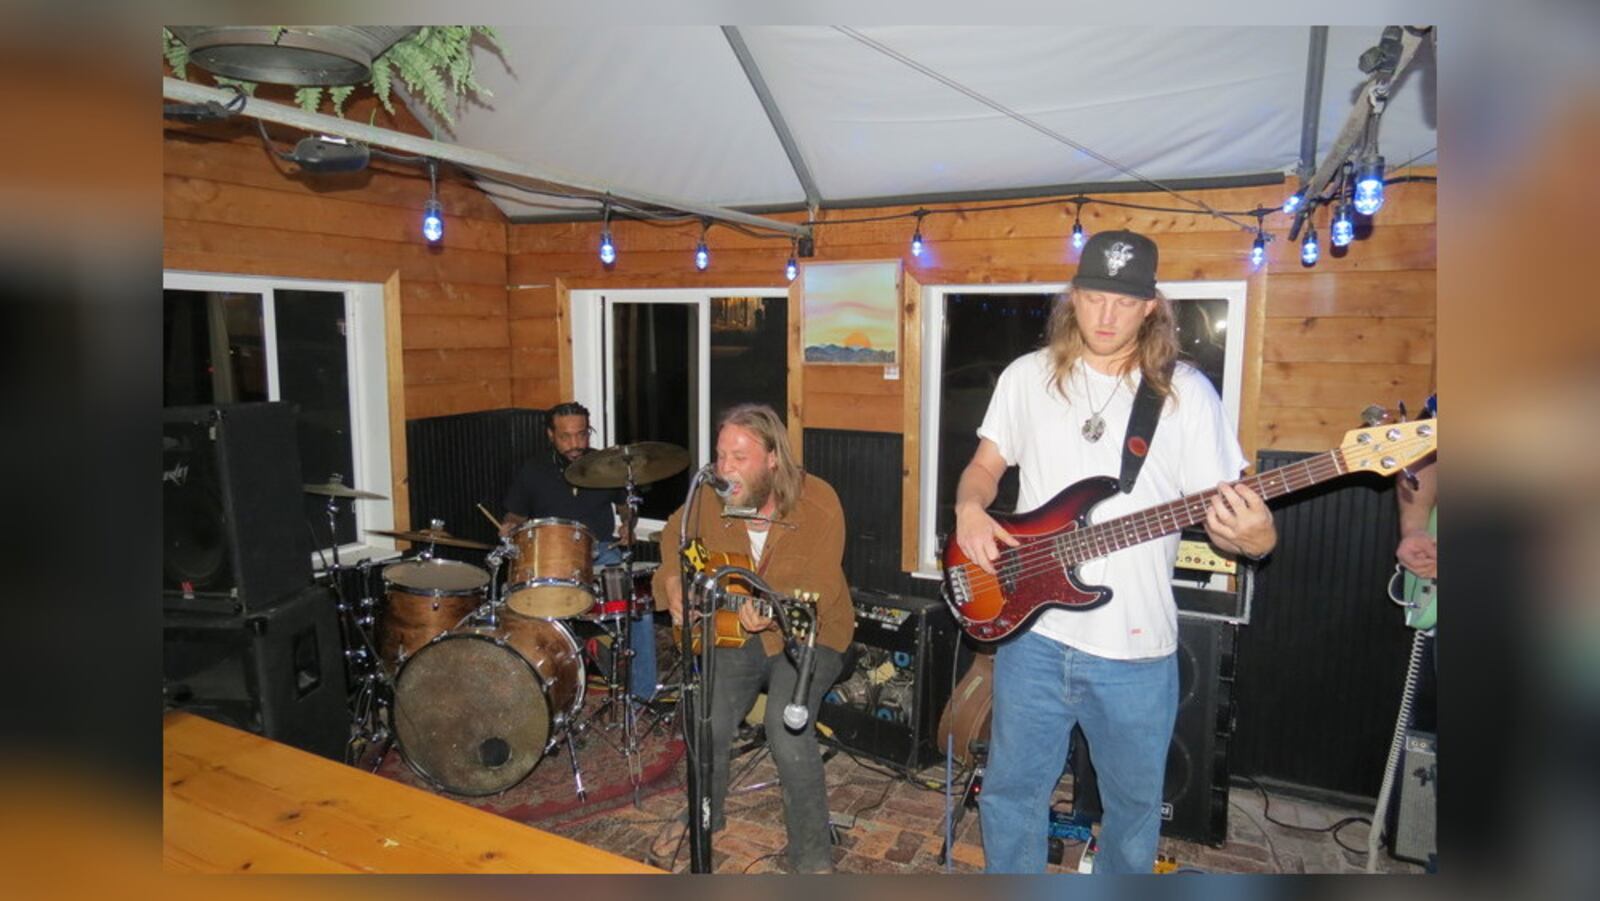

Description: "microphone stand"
678 466 716 874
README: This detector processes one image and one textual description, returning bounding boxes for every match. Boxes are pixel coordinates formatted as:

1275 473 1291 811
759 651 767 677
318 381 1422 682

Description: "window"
917 280 1247 575
163 272 395 564
572 289 788 525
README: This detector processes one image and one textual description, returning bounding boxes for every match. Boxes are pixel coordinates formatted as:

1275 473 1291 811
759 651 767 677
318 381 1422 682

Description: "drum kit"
305 441 690 801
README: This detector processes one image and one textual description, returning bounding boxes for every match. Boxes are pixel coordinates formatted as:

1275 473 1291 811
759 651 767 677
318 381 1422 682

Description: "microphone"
783 630 819 732
701 464 738 500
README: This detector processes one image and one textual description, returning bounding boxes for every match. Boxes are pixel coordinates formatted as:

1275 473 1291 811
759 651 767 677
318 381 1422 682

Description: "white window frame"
570 287 782 536
915 279 1248 577
163 271 396 567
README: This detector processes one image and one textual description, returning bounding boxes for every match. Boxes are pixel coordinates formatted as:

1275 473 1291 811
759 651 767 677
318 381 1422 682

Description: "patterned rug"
376 680 687 829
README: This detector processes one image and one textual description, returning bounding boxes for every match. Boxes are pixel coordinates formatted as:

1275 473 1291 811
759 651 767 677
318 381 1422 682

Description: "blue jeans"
979 631 1177 874
595 541 656 703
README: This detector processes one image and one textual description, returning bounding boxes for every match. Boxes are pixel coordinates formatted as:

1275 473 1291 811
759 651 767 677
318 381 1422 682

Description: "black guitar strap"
1118 363 1174 494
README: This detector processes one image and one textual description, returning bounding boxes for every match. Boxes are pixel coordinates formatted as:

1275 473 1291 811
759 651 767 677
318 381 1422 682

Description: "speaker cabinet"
818 590 967 772
163 584 349 760
1071 614 1237 846
163 403 310 613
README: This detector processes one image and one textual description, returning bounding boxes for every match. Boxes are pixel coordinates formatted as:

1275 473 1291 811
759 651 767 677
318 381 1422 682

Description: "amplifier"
818 590 968 772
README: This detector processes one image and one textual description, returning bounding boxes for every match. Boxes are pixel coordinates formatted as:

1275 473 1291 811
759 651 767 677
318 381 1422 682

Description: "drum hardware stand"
308 487 395 771
581 460 652 801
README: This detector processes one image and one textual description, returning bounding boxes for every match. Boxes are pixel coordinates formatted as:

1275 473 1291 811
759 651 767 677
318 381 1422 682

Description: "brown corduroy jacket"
653 473 854 656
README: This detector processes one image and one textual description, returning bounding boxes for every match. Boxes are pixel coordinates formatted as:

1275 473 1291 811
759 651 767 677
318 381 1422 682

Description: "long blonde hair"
716 403 805 519
1044 287 1179 401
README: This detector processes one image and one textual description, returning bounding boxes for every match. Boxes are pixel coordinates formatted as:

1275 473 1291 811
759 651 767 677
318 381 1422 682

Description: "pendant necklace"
1079 365 1118 443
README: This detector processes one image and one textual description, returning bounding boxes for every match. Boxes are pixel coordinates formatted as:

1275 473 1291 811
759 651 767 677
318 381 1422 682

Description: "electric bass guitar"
673 541 817 651
942 417 1438 641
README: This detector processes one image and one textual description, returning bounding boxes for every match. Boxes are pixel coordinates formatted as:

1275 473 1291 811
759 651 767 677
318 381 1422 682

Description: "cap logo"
1104 241 1134 276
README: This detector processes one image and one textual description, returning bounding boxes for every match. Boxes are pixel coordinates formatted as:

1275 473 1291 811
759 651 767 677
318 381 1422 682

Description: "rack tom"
379 558 488 668
504 518 596 618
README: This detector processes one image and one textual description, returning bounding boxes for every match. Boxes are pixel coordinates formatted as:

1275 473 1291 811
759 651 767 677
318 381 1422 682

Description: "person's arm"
1396 459 1437 579
952 438 1019 575
653 506 687 624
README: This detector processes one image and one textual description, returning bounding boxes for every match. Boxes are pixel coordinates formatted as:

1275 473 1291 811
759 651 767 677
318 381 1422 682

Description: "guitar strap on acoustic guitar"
1117 362 1174 494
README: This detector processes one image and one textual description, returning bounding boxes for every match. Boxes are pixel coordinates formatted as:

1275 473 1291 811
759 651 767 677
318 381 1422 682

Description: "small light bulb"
599 229 616 265
785 257 798 282
695 241 709 271
1282 191 1305 215
1331 204 1355 247
911 228 924 257
1250 233 1267 269
421 198 444 243
1353 156 1386 216
1071 222 1086 251
1300 224 1320 266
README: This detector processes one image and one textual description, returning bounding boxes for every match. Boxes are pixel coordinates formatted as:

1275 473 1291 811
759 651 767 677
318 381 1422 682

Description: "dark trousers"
708 637 844 873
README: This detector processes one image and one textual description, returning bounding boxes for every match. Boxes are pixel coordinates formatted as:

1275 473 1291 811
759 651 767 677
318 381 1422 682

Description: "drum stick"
476 503 503 531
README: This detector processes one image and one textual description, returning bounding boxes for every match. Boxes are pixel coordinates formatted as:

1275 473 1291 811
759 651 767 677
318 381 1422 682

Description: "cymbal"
304 481 387 500
365 528 493 551
565 441 690 489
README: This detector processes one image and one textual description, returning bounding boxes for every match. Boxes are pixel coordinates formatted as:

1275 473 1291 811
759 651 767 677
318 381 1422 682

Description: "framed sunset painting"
801 260 901 365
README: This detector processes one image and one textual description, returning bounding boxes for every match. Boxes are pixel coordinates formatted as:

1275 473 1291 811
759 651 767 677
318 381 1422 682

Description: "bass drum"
936 650 995 768
392 615 585 796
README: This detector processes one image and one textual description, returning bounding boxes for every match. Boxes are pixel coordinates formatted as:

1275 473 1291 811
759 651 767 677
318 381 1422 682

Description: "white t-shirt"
746 523 769 565
977 350 1247 659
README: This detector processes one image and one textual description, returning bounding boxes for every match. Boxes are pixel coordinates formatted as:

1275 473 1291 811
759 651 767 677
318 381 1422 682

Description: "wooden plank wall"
507 174 1436 456
161 93 513 421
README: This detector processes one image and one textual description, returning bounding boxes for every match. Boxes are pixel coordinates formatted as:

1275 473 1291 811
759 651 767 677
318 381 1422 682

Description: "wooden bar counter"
163 711 662 874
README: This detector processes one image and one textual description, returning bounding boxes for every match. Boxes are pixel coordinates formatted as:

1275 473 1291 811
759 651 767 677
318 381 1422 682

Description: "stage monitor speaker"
163 584 349 760
1070 614 1237 846
818 590 967 772
163 402 311 613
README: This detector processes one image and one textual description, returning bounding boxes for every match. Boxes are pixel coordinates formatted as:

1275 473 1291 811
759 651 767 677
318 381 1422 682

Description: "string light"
1300 220 1320 266
1330 202 1355 247
1250 212 1268 269
421 160 443 243
910 210 926 257
598 201 616 265
785 239 798 282
694 219 710 271
1070 199 1087 251
1282 189 1306 215
1353 155 1387 215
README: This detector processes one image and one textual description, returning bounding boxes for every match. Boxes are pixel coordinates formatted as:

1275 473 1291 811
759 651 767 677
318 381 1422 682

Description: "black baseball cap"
1072 229 1160 299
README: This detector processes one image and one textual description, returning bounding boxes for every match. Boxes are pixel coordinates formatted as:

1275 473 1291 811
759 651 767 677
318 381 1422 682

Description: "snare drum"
379 558 489 668
504 518 596 618
393 615 585 796
589 563 657 621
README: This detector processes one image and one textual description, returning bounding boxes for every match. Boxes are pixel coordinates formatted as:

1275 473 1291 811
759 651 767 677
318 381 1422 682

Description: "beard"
731 466 774 510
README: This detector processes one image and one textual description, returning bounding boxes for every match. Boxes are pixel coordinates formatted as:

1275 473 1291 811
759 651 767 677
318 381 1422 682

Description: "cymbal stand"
584 459 648 798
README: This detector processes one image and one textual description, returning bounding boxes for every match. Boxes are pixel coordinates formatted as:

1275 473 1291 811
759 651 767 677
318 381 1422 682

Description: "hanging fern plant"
163 26 498 125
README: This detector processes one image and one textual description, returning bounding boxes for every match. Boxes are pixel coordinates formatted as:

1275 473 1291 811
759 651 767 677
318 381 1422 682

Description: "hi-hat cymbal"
365 527 493 550
304 481 387 500
565 441 690 489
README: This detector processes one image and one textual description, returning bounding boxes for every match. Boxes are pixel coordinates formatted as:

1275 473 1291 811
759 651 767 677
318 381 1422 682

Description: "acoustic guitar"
672 541 816 652
942 417 1438 642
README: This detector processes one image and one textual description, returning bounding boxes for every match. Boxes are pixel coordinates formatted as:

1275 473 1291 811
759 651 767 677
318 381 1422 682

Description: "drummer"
500 401 656 705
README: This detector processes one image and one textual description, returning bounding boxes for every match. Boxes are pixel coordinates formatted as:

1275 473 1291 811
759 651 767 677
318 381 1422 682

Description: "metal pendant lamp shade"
167 26 421 86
